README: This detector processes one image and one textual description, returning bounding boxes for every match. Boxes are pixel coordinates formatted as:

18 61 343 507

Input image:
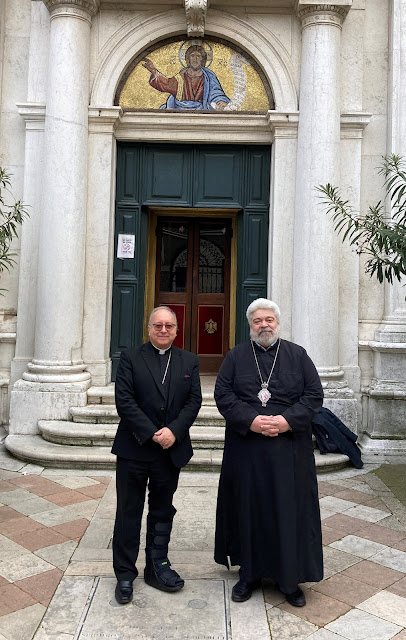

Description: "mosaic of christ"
117 39 273 112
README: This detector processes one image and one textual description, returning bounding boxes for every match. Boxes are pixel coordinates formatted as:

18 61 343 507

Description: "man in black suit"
112 306 202 604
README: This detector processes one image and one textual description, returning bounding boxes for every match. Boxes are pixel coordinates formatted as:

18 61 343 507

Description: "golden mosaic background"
119 40 271 111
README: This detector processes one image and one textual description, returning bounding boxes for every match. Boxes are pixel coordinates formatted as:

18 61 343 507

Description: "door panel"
155 217 231 373
155 219 192 351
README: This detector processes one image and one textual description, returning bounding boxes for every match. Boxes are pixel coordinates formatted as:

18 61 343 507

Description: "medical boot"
144 518 184 592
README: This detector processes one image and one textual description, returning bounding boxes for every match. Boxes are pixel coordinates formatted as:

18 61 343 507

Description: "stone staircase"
6 377 350 472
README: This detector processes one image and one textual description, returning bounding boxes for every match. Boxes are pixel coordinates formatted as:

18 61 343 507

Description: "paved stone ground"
0 435 406 639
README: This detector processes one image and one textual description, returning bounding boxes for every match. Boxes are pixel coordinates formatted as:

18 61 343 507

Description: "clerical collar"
150 342 172 356
254 340 278 352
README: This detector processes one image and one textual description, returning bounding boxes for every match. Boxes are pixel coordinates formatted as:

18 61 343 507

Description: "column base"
364 383 406 438
364 340 406 444
9 362 91 435
358 432 406 463
318 366 359 432
22 361 92 384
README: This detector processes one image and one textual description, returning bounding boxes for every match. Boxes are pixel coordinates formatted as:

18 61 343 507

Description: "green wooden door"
111 143 270 378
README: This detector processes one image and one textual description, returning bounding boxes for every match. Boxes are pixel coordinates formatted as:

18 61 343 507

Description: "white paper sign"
117 234 135 259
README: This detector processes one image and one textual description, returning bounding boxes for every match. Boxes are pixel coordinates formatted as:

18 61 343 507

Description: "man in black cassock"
214 298 323 607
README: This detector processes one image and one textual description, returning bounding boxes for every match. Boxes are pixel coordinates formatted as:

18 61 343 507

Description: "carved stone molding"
297 4 350 28
340 112 372 139
88 106 123 134
17 103 46 132
184 0 208 37
116 111 272 145
43 0 100 17
267 111 299 140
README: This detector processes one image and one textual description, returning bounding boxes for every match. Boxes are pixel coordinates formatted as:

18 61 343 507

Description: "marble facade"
0 0 405 461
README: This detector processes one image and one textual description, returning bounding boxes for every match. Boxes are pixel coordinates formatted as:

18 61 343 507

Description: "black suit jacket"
112 342 202 468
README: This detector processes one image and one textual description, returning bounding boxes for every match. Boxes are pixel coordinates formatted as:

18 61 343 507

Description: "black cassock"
214 339 324 593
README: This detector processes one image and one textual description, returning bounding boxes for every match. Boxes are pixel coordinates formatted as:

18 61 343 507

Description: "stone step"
5 434 222 471
193 406 225 426
5 433 351 473
87 380 217 407
39 420 225 449
200 375 217 406
202 392 216 406
69 405 118 424
69 403 225 425
5 434 116 469
190 426 225 449
87 385 115 405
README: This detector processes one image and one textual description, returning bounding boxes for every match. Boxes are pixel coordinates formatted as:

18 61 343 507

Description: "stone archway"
90 9 298 110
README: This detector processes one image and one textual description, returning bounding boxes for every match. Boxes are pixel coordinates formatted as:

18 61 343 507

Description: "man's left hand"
153 427 176 449
261 415 291 436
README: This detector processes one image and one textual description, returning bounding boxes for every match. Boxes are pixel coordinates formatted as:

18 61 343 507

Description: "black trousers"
112 453 180 581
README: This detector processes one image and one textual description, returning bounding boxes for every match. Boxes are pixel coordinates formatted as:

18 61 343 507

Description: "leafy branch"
318 154 406 287
0 167 29 291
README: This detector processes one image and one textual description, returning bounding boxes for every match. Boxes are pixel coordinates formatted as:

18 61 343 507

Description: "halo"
179 40 213 69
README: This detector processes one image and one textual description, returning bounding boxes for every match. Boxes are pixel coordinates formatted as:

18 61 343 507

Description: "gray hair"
148 306 178 326
246 298 280 323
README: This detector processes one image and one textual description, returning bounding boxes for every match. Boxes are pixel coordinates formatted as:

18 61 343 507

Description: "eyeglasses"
252 317 277 326
151 323 177 331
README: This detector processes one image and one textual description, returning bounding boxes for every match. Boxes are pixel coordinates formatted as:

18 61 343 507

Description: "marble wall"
0 0 405 458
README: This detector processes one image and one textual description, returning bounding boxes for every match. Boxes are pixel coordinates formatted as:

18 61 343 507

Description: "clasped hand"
153 427 176 449
250 414 291 437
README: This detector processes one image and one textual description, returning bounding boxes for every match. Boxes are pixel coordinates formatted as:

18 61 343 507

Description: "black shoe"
144 558 184 593
283 586 306 607
115 580 133 604
231 579 261 603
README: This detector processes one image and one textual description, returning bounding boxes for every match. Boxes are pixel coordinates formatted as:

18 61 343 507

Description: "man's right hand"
153 427 176 449
250 415 279 437
142 58 157 74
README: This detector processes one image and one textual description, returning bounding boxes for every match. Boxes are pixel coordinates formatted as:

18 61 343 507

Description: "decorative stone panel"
185 0 208 37
43 0 100 17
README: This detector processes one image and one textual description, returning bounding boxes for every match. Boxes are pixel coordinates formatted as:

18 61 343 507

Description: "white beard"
250 326 280 348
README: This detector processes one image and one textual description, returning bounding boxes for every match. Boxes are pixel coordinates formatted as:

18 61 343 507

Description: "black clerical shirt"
151 345 172 402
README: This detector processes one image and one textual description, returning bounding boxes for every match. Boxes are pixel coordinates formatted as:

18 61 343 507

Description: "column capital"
296 3 351 28
43 0 100 18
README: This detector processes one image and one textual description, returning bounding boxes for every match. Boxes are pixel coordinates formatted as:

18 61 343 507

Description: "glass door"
155 217 231 373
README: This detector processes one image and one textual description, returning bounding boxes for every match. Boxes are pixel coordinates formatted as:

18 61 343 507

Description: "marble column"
267 112 299 341
0 0 31 425
11 105 45 386
11 0 50 385
361 0 406 458
9 0 99 434
82 107 122 386
293 3 357 427
339 114 370 395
